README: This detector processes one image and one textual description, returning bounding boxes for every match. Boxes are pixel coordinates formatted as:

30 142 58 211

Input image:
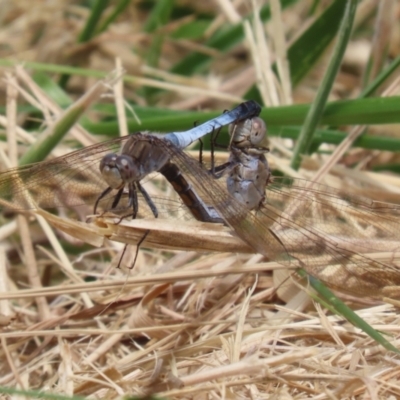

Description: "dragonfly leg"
137 182 158 218
117 244 128 269
116 230 150 270
210 125 226 149
198 137 204 165
210 126 226 177
211 161 230 179
196 122 225 174
129 182 139 219
94 186 113 214
111 187 124 210
192 119 205 166
114 183 138 223
128 230 150 269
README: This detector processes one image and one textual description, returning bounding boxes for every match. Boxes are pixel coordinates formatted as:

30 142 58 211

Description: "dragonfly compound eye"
115 155 141 182
249 117 267 146
100 153 139 189
100 153 123 189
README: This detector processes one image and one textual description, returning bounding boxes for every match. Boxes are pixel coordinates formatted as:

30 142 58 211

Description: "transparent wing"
0 136 200 221
2 133 400 298
159 136 400 298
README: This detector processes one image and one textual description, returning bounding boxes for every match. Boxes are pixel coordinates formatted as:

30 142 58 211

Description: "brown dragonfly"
1 107 400 299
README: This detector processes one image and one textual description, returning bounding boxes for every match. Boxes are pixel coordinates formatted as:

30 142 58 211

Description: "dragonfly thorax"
229 117 268 149
100 153 141 189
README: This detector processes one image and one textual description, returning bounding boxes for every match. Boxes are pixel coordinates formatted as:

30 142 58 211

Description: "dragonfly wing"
157 135 400 298
0 135 200 221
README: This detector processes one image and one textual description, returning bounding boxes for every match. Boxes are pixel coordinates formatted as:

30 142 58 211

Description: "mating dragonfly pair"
97 100 268 224
2 101 400 299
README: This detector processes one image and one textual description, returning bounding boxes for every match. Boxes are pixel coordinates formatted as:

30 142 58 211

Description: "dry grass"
0 1 400 399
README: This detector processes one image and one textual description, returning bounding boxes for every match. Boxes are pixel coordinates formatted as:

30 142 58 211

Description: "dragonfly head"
229 117 268 149
100 153 140 189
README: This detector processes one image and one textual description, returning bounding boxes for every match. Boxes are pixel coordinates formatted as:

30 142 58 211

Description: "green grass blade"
290 0 358 170
288 0 348 86
0 59 108 77
59 0 109 88
0 385 163 400
261 96 400 125
171 0 297 75
143 0 174 33
170 19 210 40
19 104 85 166
142 0 174 101
10 58 399 123
78 0 110 42
82 96 400 137
19 79 113 165
359 55 400 98
245 0 348 101
0 386 86 400
96 0 131 34
300 270 400 354
33 71 72 107
269 126 400 152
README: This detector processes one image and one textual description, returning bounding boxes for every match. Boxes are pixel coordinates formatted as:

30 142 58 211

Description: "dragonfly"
210 114 271 211
207 113 400 299
94 101 262 223
2 102 400 298
103 115 400 297
100 131 400 299
0 101 260 222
